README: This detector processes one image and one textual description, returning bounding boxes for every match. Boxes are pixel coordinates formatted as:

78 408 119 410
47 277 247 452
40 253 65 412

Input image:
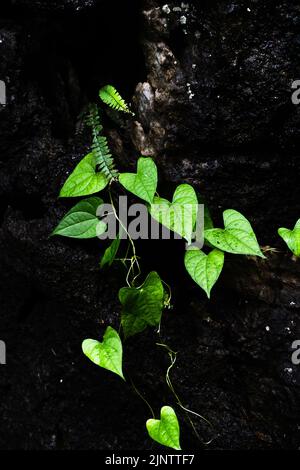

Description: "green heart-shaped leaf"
146 406 181 451
82 326 125 380
204 209 265 258
150 184 198 244
119 157 157 204
60 152 108 198
100 234 121 268
184 248 224 298
278 219 300 257
52 197 106 239
119 271 164 338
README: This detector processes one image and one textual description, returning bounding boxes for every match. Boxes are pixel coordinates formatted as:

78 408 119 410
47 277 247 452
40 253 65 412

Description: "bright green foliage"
119 272 164 338
205 209 265 258
52 197 106 239
278 219 300 257
82 326 125 380
150 184 198 244
87 105 118 181
184 247 224 298
59 152 108 198
146 406 181 450
119 157 157 204
100 234 121 268
53 82 281 450
99 85 133 115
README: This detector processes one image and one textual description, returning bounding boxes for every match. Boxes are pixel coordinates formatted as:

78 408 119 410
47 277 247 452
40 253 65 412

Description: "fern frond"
99 85 134 115
84 103 118 181
87 104 118 180
85 103 103 134
92 135 118 180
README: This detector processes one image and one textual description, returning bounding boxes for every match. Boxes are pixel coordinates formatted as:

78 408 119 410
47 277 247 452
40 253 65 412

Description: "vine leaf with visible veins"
59 152 108 198
205 209 265 258
52 197 106 239
146 406 181 450
150 184 198 244
82 326 125 380
278 219 300 257
119 271 164 338
184 247 224 298
119 157 158 204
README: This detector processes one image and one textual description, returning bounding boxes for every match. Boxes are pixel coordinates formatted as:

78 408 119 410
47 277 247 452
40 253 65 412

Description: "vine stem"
107 185 156 417
130 378 155 419
107 184 213 443
108 185 141 287
157 280 172 335
156 342 215 446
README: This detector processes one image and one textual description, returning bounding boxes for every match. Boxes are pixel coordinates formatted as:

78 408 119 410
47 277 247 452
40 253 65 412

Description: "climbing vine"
53 85 275 450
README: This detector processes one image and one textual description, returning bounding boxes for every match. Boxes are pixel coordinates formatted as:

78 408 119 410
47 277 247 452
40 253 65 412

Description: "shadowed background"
0 0 300 450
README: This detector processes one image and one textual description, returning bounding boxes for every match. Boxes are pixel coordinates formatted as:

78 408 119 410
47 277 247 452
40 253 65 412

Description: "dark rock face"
0 0 300 450
9 0 97 12
0 0 143 311
131 0 300 244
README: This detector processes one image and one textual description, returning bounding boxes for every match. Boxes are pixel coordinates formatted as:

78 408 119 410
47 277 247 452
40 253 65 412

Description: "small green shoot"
100 233 121 268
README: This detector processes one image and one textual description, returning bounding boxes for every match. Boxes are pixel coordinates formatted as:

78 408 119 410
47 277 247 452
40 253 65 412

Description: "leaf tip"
59 189 68 198
278 227 286 237
258 248 267 259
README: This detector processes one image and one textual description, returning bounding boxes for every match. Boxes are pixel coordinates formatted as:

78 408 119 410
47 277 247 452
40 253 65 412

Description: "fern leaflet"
99 85 134 115
86 104 119 181
92 135 118 180
86 103 103 134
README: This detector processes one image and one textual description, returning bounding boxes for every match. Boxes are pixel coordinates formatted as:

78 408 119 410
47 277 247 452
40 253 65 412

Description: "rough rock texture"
131 0 300 245
0 0 299 450
8 0 98 12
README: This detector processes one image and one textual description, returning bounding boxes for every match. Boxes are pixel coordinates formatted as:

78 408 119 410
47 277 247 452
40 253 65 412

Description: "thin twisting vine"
156 343 215 446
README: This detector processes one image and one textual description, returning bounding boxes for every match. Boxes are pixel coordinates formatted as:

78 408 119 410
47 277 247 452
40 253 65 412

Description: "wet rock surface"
0 0 299 450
